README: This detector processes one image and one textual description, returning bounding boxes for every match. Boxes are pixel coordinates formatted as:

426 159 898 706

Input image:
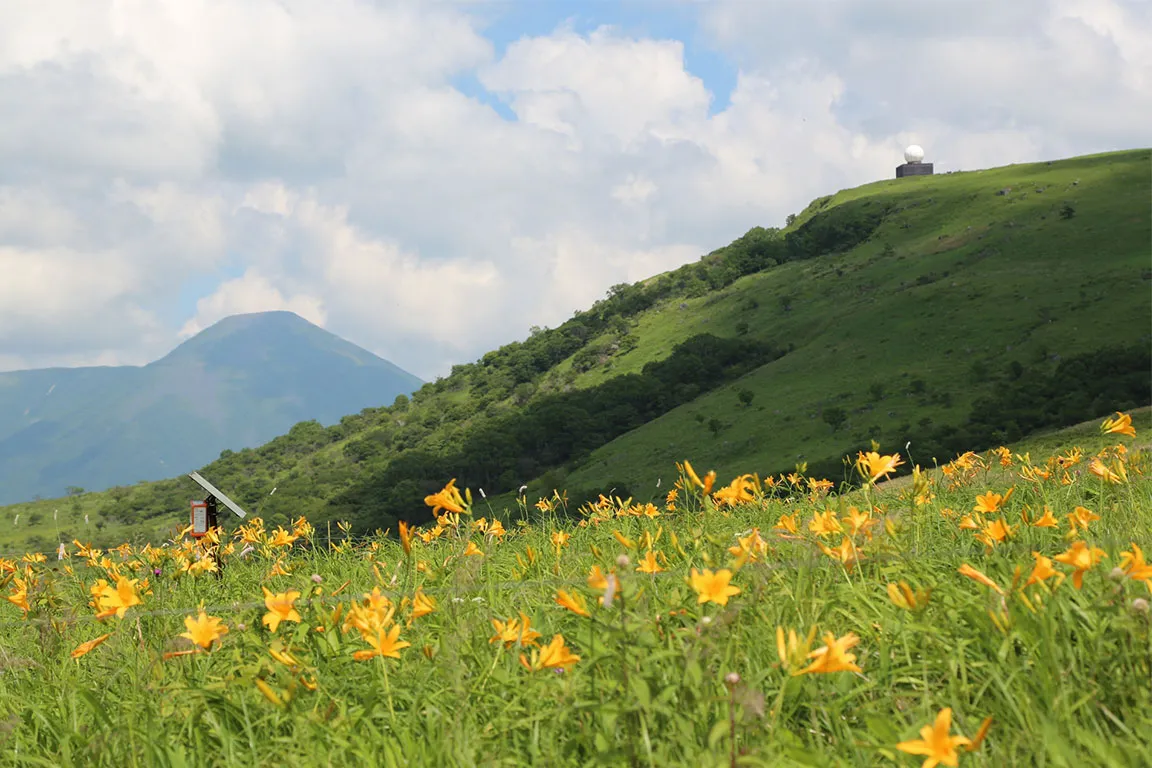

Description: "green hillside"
555 150 1152 498
1 148 1148 553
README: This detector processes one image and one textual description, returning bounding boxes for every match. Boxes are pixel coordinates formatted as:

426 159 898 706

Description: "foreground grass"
1 419 1150 766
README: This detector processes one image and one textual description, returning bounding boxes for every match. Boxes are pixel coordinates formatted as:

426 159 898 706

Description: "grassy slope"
0 149 1148 553
549 150 1150 499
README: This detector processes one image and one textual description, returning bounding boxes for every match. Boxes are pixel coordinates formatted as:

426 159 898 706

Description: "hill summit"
0 312 422 504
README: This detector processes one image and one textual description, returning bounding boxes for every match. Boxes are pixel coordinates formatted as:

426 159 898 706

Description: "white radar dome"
904 145 925 164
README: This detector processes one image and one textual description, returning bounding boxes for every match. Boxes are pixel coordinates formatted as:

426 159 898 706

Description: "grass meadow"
2 412 1151 767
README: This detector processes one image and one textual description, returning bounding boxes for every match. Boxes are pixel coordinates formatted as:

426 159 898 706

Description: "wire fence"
0 530 402 560
0 546 926 630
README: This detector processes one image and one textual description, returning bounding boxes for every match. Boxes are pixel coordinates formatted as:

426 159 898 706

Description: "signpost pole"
206 496 224 579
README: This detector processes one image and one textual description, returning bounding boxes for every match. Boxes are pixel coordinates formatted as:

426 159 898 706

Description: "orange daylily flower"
490 612 542 648
1031 506 1059 527
1120 544 1152 582
70 633 112 660
887 581 931 611
957 514 983 531
682 460 716 495
774 513 800 536
896 707 972 768
398 520 413 555
551 531 571 552
689 568 741 606
775 625 818 671
1101 412 1136 438
555 589 591 618
5 578 31 615
635 550 664 574
612 530 636 550
1024 552 1064 588
1054 541 1107 589
808 509 843 537
353 624 411 661
1089 457 1127 484
958 564 1004 595
793 632 862 676
180 610 229 649
973 488 1013 514
519 633 580 672
818 537 864 567
976 518 1013 548
94 576 143 620
424 479 467 516
841 506 875 536
262 587 302 632
267 527 298 548
1067 506 1100 534
728 529 769 565
713 474 759 507
410 589 436 619
856 451 905 483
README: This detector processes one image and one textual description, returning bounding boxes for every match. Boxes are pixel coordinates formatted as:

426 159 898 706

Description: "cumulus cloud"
699 0 1152 164
178 270 327 339
0 0 1146 379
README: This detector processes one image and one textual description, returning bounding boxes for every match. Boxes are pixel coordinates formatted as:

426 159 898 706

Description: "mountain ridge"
0 311 423 504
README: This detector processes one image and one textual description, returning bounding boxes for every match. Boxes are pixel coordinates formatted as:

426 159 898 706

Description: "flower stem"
379 655 396 723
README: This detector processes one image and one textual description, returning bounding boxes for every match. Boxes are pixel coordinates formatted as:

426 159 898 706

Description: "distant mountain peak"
0 310 423 504
158 311 369 368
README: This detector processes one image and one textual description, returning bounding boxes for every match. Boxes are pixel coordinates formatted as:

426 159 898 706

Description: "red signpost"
190 500 209 538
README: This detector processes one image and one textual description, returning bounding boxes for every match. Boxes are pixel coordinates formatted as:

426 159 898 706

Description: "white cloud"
480 26 711 147
611 175 658 205
0 1 1146 380
699 0 1152 162
179 270 327 339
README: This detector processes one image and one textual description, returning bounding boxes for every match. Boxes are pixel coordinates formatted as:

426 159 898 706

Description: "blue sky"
458 0 739 117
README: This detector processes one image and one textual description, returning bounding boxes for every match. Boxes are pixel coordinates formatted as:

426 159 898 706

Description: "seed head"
1132 598 1150 614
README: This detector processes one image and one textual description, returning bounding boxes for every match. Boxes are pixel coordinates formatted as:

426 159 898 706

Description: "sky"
1 0 1148 381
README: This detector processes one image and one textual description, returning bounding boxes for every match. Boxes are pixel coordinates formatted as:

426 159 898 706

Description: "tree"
737 389 755 407
823 407 847 432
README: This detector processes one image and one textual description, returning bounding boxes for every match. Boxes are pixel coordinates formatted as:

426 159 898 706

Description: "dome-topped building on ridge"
897 144 934 178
